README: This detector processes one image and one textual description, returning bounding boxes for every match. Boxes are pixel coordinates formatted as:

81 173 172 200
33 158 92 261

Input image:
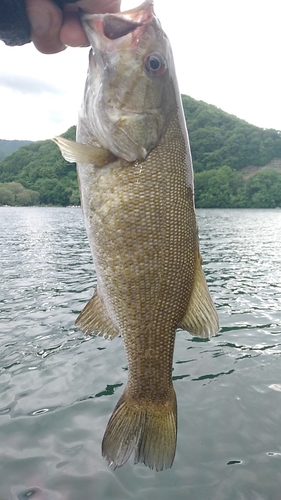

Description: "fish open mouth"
81 0 154 44
80 0 167 162
103 16 143 40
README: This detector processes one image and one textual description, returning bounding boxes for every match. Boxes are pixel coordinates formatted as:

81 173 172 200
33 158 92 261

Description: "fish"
54 0 219 471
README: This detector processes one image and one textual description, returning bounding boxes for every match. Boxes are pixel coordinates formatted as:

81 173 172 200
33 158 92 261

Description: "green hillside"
0 96 281 207
183 96 281 208
0 139 32 162
0 126 79 206
182 95 281 172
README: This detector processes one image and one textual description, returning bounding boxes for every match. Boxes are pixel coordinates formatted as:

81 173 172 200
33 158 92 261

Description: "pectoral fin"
53 137 116 167
179 254 219 338
75 288 119 340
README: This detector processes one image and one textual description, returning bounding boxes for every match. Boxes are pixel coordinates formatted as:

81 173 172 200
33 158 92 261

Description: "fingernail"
28 11 52 36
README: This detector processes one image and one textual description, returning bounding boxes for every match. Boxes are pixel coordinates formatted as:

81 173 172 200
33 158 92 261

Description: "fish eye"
145 52 166 76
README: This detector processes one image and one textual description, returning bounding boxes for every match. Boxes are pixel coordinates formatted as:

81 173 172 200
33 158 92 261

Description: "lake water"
1 207 281 500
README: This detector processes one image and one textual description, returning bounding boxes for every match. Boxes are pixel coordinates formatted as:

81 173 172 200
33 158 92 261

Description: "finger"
26 0 65 54
60 10 89 47
60 0 121 48
73 0 121 14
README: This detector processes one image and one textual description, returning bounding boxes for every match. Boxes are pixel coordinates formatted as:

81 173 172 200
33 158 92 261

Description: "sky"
0 0 280 141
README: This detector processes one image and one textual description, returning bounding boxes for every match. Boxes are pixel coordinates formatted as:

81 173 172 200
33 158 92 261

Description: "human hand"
25 0 121 54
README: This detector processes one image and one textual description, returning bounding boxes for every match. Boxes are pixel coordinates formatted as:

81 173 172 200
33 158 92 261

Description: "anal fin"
75 288 119 340
179 253 219 338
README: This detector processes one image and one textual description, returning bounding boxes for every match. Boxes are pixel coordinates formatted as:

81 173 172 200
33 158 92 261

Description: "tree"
0 182 39 206
0 185 15 205
69 188 80 206
245 168 281 208
182 94 281 173
195 165 246 208
1 103 281 208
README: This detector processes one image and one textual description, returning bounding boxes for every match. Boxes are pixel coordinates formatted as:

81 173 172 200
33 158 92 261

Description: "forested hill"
0 139 32 162
1 96 281 208
181 95 281 172
0 127 78 206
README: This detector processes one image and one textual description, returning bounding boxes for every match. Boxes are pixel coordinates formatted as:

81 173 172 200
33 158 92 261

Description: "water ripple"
1 207 281 500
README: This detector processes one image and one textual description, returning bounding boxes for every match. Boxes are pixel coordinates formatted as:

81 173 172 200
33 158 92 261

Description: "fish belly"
77 114 197 470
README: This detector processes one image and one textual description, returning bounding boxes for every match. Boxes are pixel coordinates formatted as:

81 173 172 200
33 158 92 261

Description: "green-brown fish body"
54 0 219 471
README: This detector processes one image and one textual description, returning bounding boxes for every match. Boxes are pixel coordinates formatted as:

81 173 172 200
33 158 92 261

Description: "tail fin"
102 388 177 471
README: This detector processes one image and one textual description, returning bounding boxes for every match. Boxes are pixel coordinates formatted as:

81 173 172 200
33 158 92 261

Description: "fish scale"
54 0 219 471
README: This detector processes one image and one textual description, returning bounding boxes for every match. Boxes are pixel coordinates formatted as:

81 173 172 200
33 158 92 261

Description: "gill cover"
78 0 176 162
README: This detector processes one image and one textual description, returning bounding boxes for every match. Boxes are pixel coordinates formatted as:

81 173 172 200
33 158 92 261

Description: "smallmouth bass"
54 0 219 471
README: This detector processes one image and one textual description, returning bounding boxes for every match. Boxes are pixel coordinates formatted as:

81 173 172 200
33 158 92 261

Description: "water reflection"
1 208 281 500
17 488 42 499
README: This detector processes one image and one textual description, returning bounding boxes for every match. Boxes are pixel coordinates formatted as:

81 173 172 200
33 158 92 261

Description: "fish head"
80 0 177 162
